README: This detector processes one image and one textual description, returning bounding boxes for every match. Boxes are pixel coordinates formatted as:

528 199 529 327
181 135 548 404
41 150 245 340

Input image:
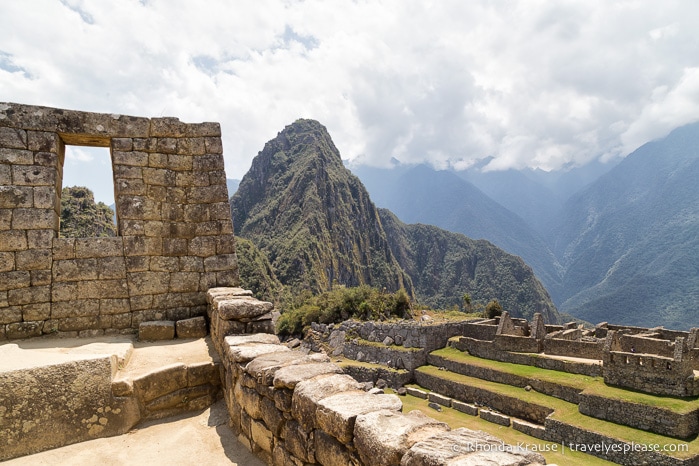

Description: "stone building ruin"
0 102 239 340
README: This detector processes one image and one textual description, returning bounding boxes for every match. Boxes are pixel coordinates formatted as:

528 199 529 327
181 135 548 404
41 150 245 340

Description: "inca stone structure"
0 102 238 340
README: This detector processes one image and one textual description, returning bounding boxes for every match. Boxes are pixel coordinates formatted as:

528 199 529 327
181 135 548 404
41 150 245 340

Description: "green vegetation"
415 365 699 458
484 299 503 318
231 119 562 324
433 347 699 412
234 236 286 304
276 285 410 336
59 186 116 238
392 389 616 465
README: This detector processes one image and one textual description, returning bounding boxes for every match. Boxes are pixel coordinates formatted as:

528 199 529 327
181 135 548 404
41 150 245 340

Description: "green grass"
389 388 616 466
433 346 699 413
415 366 699 459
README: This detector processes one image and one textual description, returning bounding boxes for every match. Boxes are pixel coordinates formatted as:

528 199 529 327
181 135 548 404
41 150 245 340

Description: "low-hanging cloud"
1 0 698 178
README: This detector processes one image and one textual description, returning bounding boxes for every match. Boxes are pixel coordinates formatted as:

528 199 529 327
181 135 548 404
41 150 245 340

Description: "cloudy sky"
2 0 699 203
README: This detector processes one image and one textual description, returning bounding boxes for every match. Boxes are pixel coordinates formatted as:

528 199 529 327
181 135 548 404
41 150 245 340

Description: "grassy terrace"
432 346 699 413
415 365 699 459
389 388 616 466
349 337 423 352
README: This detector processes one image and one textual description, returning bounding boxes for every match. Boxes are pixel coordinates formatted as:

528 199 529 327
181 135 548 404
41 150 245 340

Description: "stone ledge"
479 408 511 426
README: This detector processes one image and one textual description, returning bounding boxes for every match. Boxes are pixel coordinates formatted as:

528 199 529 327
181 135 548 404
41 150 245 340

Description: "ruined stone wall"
543 338 603 360
462 320 498 341
207 288 545 465
452 337 603 377
603 351 698 397
0 103 238 339
578 392 698 439
494 334 541 352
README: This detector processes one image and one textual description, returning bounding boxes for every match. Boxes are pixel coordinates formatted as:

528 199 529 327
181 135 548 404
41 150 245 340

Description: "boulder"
401 428 546 466
316 392 402 443
217 297 273 320
354 409 450 466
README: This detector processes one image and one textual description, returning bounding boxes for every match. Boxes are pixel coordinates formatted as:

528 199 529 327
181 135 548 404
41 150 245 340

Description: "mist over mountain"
352 122 699 329
551 122 699 328
231 119 560 321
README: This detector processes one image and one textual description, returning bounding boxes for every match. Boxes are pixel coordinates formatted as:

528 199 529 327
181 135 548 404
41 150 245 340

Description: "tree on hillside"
60 186 117 238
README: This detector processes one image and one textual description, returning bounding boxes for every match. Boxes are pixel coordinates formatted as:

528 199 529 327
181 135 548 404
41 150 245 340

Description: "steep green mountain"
353 164 563 298
231 119 412 294
60 186 116 238
234 236 285 304
232 119 561 322
379 209 558 322
551 122 699 328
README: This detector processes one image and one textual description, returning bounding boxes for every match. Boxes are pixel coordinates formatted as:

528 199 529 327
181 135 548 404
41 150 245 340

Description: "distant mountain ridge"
352 122 699 329
231 119 560 322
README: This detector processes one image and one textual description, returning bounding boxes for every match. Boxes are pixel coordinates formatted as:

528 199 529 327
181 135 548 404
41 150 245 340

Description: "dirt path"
3 400 264 466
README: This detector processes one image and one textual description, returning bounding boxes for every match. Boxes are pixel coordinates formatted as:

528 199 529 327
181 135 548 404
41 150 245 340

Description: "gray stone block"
175 316 207 339
479 408 511 426
427 392 452 407
452 400 479 416
139 320 175 341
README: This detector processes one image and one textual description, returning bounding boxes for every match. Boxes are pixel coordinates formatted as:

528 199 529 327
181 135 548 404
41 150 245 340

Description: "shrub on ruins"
276 285 412 337
484 299 503 319
59 186 116 238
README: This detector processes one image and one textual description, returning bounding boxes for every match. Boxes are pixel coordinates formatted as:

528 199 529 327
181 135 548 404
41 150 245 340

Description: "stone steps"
412 366 699 465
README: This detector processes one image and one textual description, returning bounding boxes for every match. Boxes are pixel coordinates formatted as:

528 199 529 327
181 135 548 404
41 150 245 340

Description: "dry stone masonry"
0 102 238 340
206 287 547 465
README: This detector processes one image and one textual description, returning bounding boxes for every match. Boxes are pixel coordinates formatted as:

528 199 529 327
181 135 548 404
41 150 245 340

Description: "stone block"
314 430 354 466
273 362 344 390
0 230 28 251
30 269 52 286
27 131 58 152
15 248 51 270
132 363 188 402
176 316 207 339
228 343 290 364
12 208 57 230
402 428 545 466
283 419 315 462
53 258 99 282
52 237 76 259
250 419 273 454
8 285 49 306
112 150 148 167
452 400 479 416
169 272 200 293
138 320 175 341
12 165 56 186
291 373 364 432
354 409 450 466
5 322 44 340
0 148 33 164
0 306 23 324
0 270 30 291
51 299 100 318
33 152 58 167
32 186 56 209
22 302 51 321
27 229 54 249
187 361 220 387
99 298 131 315
0 186 33 208
0 251 15 272
0 127 27 148
511 418 548 440
127 271 170 296
479 409 511 426
316 392 403 443
259 395 285 437
428 392 452 408
75 237 124 258
217 297 273 320
406 387 428 399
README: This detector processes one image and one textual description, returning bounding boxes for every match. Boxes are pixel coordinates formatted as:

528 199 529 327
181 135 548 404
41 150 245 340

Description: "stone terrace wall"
207 288 546 465
0 103 238 339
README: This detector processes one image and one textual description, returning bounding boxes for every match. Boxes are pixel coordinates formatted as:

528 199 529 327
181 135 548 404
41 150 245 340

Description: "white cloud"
1 0 699 178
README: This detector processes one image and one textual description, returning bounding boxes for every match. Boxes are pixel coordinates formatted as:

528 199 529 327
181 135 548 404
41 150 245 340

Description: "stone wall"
578 392 699 439
452 337 603 377
0 103 238 339
207 288 546 465
543 337 603 360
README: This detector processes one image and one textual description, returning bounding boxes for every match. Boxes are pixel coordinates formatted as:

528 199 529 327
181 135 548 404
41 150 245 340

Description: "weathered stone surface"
217 297 274 320
273 362 344 389
138 320 175 341
175 316 207 338
291 373 364 431
354 409 450 466
406 387 428 399
228 343 290 363
245 351 329 385
316 392 402 444
225 333 280 346
314 430 355 466
401 428 546 466
132 363 188 403
452 400 479 416
0 355 139 461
